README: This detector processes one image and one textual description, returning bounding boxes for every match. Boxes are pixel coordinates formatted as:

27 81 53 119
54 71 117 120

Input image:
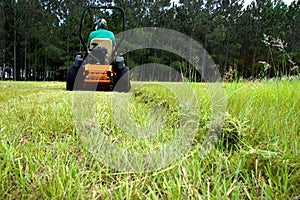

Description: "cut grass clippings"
0 80 299 199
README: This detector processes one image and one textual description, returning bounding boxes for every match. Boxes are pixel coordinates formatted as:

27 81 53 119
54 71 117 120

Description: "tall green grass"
0 81 299 199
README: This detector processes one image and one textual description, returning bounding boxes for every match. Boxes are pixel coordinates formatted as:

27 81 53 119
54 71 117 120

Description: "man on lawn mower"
87 18 116 49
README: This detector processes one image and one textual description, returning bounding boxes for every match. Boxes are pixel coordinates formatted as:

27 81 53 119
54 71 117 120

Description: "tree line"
0 0 299 81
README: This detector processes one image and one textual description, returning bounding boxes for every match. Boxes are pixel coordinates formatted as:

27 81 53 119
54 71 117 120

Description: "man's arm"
87 31 96 48
109 32 116 52
109 31 116 47
87 35 92 49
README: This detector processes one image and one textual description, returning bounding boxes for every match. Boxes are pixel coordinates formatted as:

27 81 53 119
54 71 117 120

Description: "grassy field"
0 80 299 199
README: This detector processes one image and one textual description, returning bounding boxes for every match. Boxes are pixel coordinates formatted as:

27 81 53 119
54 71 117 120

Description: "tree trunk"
44 55 47 81
24 40 27 81
253 49 257 77
13 5 17 81
35 37 37 81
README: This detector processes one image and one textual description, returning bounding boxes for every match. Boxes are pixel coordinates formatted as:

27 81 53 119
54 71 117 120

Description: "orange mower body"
82 64 115 90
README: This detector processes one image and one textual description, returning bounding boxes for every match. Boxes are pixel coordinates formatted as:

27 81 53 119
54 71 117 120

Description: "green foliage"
0 0 299 80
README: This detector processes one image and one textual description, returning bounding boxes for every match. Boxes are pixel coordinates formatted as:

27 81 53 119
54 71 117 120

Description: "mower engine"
83 47 115 90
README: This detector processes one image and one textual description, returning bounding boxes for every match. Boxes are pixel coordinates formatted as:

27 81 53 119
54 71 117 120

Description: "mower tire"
114 66 131 92
66 65 78 91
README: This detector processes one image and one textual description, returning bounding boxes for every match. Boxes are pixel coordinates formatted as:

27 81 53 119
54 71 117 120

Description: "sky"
244 0 294 7
171 0 294 7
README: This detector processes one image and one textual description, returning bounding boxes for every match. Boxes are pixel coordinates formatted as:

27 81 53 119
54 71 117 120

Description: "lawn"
0 80 299 199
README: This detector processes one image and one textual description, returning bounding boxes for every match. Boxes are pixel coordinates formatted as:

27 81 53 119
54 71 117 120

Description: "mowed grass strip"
0 81 299 199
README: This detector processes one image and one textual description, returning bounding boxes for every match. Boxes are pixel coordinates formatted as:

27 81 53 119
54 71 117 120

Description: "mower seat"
89 38 113 62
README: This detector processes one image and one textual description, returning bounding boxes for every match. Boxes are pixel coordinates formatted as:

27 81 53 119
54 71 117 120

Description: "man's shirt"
87 29 116 48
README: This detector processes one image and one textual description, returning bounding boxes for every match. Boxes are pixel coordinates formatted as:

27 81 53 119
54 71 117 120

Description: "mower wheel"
114 66 131 92
66 65 78 91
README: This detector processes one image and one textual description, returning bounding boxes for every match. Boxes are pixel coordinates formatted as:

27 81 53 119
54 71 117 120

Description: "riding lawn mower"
66 5 130 92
